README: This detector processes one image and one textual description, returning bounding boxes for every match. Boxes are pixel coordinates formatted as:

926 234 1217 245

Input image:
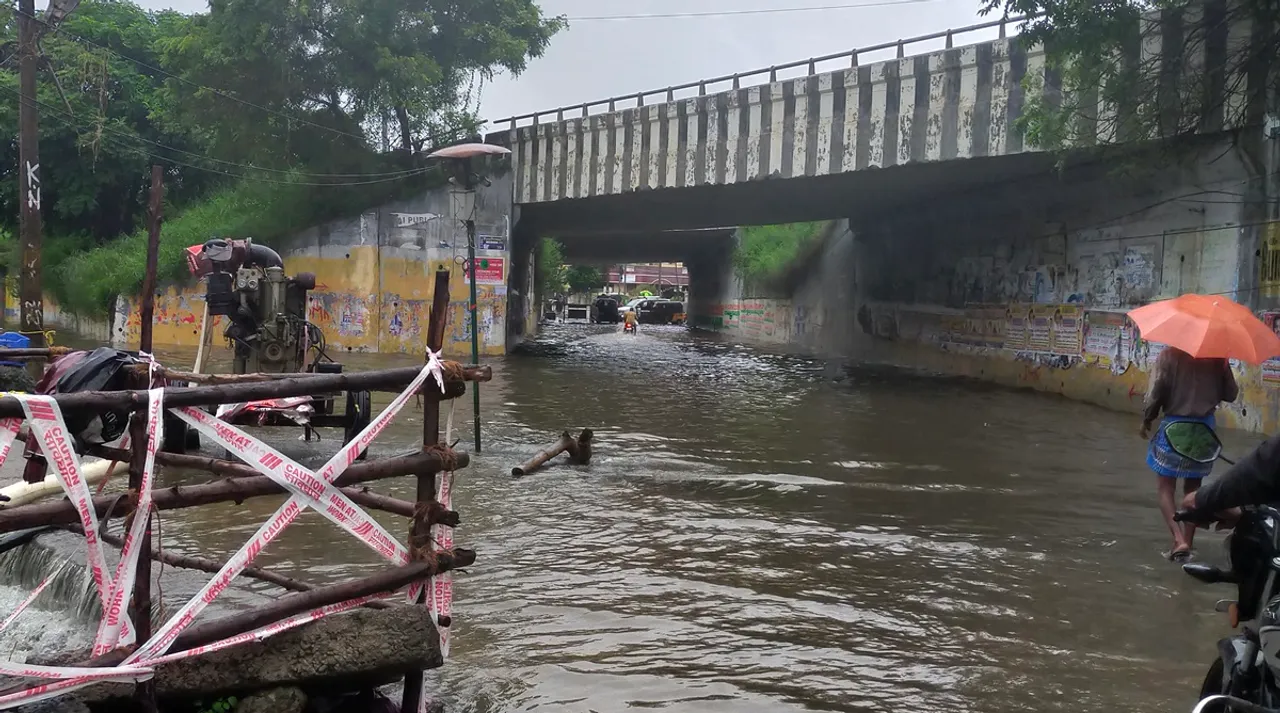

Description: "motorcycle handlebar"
1193 695 1280 713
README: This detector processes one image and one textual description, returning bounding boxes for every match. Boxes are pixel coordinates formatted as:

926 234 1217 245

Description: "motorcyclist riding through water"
623 309 637 334
1176 432 1280 712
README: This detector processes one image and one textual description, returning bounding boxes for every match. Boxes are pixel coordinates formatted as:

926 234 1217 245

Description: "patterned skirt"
1147 413 1217 479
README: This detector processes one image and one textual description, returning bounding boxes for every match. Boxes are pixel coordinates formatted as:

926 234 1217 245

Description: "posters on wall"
1027 305 1055 352
1005 304 1029 351
1262 312 1280 384
1082 310 1137 374
1051 305 1083 356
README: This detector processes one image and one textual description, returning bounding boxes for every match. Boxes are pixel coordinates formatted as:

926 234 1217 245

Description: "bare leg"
1182 478 1202 551
1157 476 1189 554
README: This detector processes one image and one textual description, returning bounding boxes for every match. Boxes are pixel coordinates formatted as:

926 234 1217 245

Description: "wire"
566 0 942 21
20 89 443 187
6 3 485 150
0 84 431 179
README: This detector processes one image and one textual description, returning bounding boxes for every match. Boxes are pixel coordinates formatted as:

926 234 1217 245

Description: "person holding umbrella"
1129 294 1280 563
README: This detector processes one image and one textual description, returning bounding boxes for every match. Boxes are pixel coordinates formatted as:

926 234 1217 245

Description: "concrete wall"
695 133 1280 434
15 174 517 359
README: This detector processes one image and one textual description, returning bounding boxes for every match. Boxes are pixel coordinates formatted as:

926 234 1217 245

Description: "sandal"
1166 548 1193 563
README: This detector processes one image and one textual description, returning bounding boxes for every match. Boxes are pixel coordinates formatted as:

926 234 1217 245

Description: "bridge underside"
519 146 1092 236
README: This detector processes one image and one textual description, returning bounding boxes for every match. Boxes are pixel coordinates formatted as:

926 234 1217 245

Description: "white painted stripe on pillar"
704 97 720 185
1021 46 1046 151
628 109 643 191
611 114 626 195
1096 52 1118 145
685 99 699 187
725 90 744 182
550 125 564 201
956 47 978 158
1224 14 1251 129
987 40 1011 156
646 106 661 189
926 53 946 161
563 122 578 199
841 69 861 172
768 81 785 177
816 73 835 175
790 78 809 177
531 127 543 202
868 64 887 167
665 104 680 187
745 87 764 181
520 130 534 203
593 120 608 196
896 59 916 165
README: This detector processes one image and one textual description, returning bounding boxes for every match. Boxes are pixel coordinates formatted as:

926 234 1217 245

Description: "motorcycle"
623 320 637 335
1172 422 1280 713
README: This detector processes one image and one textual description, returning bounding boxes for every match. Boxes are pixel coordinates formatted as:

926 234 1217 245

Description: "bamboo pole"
142 363 492 386
402 266 452 713
0 364 490 419
0 347 72 360
192 301 211 374
0 450 466 533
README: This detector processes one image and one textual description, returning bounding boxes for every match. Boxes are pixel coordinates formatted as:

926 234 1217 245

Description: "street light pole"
464 167 481 452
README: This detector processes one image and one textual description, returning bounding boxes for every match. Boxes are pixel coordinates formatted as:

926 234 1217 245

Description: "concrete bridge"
486 7 1266 236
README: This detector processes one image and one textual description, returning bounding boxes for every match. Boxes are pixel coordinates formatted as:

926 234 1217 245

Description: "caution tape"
0 353 451 708
129 356 445 664
0 558 70 633
92 387 163 655
13 394 134 646
430 468 454 659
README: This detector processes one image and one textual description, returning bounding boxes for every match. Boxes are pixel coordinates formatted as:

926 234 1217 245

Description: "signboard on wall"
468 257 505 285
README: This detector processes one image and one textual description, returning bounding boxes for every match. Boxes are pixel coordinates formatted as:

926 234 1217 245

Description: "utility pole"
17 0 44 375
464 164 482 452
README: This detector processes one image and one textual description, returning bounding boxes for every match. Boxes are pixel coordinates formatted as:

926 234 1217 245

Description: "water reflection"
2 325 1259 712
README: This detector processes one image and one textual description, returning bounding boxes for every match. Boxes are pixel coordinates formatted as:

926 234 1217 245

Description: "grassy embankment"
733 221 834 295
17 173 444 319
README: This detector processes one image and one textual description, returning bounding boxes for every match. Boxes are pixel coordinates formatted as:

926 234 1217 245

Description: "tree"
156 0 565 167
978 0 1279 150
565 265 603 294
0 0 216 242
536 237 566 303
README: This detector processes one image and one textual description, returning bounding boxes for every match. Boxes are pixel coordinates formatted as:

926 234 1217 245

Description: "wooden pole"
402 267 451 713
125 164 163 713
145 363 491 386
70 552 476 670
192 301 211 374
84 528 392 609
17 0 45 382
0 363 491 418
511 429 594 476
0 450 466 533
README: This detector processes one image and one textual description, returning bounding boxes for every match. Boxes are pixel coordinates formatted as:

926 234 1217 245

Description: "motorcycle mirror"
1163 420 1225 464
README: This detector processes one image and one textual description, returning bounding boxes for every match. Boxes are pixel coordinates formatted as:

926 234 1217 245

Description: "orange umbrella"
1127 293 1280 364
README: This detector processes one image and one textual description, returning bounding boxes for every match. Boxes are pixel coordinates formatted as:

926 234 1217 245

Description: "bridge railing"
491 14 1032 131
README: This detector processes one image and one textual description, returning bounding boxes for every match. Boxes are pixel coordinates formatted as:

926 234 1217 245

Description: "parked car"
637 299 686 325
590 294 621 323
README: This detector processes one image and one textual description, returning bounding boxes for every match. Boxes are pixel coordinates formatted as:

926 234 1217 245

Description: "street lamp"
426 142 511 452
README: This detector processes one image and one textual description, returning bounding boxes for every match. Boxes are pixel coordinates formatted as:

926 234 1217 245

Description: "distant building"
604 263 688 294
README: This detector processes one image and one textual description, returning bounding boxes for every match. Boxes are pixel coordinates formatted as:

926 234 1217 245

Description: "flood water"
1 322 1266 712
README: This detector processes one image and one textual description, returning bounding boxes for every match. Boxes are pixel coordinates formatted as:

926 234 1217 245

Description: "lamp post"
426 142 511 453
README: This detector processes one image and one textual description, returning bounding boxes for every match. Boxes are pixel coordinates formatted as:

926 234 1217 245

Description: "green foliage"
734 222 829 284
0 0 218 241
535 237 566 301
564 265 602 294
157 0 565 161
51 169 444 317
193 695 238 713
0 0 564 317
978 0 1279 150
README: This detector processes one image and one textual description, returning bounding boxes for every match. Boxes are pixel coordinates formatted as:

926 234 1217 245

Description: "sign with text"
468 257 505 285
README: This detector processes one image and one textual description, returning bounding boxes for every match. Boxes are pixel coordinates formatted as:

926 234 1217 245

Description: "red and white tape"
129 357 444 663
0 558 70 634
13 395 134 646
0 354 451 708
92 388 163 655
430 468 454 659
0 417 23 466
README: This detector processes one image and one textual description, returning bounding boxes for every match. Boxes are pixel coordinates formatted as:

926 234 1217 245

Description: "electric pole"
17 0 45 372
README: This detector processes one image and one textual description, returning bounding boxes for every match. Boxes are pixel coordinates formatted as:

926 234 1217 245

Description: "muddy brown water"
0 323 1266 712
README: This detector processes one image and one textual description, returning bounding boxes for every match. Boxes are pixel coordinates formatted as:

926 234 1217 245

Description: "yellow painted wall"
101 248 505 359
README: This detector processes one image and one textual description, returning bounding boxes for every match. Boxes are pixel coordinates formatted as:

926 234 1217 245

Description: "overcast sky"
132 0 995 126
